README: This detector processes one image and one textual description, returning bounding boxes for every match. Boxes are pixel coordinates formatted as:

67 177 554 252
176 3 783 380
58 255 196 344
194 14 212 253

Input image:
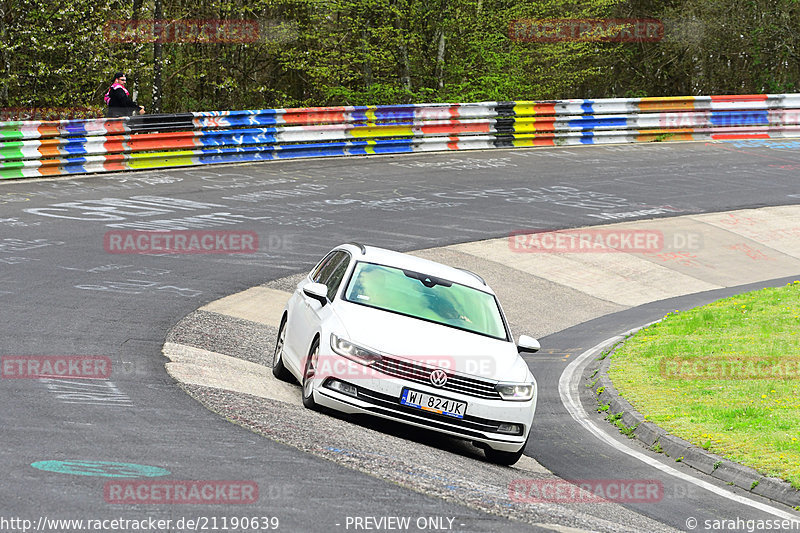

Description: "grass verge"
608 280 800 488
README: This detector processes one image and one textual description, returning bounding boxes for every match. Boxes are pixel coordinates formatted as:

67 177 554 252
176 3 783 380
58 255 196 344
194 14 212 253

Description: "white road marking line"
558 327 800 521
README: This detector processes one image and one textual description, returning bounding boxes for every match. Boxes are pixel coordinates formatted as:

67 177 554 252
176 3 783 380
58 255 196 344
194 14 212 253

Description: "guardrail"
2 94 800 180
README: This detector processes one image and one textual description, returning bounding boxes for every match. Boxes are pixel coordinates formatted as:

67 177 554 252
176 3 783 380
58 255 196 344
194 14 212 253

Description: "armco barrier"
2 94 800 180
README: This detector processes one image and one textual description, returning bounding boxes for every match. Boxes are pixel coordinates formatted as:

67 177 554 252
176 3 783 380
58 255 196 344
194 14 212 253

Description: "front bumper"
313 375 535 453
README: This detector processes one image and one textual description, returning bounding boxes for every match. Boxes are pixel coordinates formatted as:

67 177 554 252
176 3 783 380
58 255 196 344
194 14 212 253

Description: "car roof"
334 243 494 294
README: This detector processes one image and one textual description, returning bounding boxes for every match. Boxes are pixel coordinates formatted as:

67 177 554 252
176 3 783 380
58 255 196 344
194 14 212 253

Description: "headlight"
330 334 382 366
495 382 535 401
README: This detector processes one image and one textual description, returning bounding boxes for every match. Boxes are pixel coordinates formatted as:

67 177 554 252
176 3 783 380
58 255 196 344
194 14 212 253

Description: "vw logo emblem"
429 369 448 387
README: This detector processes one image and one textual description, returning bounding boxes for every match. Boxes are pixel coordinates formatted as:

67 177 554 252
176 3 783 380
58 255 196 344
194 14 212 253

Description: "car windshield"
344 261 508 340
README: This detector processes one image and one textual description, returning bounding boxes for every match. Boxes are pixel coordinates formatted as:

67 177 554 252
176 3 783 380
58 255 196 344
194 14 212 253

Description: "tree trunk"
0 5 7 104
435 32 445 89
362 28 372 89
393 1 411 91
130 0 143 105
152 0 163 113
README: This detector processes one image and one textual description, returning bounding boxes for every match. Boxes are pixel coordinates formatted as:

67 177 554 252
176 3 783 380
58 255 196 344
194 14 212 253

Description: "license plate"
400 388 466 419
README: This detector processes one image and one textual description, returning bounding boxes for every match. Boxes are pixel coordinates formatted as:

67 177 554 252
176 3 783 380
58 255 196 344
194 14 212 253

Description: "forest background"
1 0 798 117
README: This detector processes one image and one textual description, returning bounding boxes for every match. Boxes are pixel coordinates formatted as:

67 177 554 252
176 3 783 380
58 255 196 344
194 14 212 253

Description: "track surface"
2 141 800 531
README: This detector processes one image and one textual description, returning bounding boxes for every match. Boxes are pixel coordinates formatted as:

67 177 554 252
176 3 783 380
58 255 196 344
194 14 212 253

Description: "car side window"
324 254 351 301
311 252 338 282
312 251 350 301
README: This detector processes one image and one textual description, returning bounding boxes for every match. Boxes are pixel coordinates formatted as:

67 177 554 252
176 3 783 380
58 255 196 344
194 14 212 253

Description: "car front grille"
371 356 502 399
352 386 509 437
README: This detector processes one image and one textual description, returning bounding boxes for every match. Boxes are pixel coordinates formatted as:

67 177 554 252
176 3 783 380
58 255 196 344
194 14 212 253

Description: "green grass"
608 280 800 488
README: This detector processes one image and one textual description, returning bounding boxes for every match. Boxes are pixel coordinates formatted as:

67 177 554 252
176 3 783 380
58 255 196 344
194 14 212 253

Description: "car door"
286 250 351 367
284 251 336 371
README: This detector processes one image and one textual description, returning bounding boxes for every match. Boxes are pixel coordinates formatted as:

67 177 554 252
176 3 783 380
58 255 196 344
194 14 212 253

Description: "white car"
272 243 540 465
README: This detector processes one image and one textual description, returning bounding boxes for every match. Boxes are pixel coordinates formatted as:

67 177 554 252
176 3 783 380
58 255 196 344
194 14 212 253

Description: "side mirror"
303 282 329 306
517 335 540 353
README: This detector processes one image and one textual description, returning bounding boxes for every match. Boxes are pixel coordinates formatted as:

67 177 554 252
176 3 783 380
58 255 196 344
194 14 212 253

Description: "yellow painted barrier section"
512 102 558 116
127 150 197 169
349 125 414 138
512 117 556 133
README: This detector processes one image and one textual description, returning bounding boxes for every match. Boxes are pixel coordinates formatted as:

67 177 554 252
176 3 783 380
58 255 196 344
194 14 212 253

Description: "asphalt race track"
2 140 800 532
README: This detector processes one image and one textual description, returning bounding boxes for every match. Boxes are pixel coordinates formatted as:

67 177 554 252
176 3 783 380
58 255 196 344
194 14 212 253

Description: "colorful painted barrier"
2 94 800 179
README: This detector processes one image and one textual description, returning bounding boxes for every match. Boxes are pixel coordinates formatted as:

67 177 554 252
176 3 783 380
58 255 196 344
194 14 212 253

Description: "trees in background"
1 0 798 114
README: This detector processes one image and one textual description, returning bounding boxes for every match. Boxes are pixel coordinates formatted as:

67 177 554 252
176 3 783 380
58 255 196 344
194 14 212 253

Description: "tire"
272 316 293 382
301 337 320 410
484 446 525 466
484 434 529 466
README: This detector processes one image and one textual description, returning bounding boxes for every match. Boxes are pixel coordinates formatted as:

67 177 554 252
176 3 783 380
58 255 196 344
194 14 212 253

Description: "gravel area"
167 309 276 366
263 272 306 293
177 381 677 533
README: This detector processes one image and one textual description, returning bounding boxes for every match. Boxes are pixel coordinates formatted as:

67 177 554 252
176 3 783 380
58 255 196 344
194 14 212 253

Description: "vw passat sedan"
272 243 540 465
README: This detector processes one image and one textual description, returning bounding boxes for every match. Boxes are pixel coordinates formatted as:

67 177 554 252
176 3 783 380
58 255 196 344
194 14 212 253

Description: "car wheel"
301 337 320 410
272 316 293 382
484 435 529 466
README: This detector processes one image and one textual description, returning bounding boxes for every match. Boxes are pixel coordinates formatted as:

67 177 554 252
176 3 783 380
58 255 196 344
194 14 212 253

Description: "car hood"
331 301 531 383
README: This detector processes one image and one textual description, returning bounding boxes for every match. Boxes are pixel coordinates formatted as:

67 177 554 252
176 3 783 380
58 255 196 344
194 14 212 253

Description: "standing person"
104 72 145 117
